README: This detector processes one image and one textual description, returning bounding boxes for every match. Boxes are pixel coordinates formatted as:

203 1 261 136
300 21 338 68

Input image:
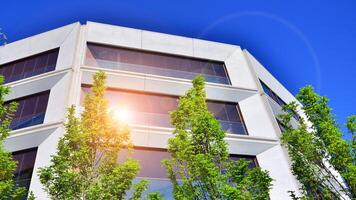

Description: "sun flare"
111 106 131 123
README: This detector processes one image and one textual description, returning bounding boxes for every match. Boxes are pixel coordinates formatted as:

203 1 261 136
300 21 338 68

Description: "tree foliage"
0 76 26 200
163 75 272 200
346 115 356 157
279 85 355 199
38 72 149 199
0 29 6 45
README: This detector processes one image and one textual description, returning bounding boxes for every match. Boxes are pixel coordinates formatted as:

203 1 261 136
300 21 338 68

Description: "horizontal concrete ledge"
4 68 72 88
81 67 258 103
82 66 257 92
130 125 278 156
86 21 240 62
8 121 64 138
4 68 72 101
5 121 64 152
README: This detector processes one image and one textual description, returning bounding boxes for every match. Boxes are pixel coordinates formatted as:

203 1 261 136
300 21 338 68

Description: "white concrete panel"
81 69 146 91
5 71 69 101
257 145 301 200
239 94 278 138
129 126 277 156
225 49 259 90
244 50 299 105
143 76 192 96
44 72 72 123
193 39 238 61
30 127 65 199
82 68 256 102
56 23 81 70
142 30 193 57
227 136 277 155
0 23 79 65
205 86 256 102
86 21 142 49
131 129 150 147
147 131 171 148
5 126 58 152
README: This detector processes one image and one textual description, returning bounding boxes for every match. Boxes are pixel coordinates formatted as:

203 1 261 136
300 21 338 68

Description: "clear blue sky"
1 0 355 139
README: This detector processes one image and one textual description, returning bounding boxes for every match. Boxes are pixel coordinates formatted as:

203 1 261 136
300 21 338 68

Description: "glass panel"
1 66 14 82
207 102 228 121
0 49 59 83
21 97 37 117
81 87 247 135
260 80 300 120
123 148 257 199
23 58 36 77
12 148 38 197
11 61 25 81
7 91 50 130
260 80 286 106
85 43 230 84
229 154 258 168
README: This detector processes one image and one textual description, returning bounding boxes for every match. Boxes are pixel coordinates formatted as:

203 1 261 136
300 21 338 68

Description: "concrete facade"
1 21 305 199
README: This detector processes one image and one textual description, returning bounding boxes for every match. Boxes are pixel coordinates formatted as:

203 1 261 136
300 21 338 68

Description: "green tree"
0 76 26 199
279 86 355 199
346 115 356 153
163 75 272 200
0 29 6 45
38 72 149 199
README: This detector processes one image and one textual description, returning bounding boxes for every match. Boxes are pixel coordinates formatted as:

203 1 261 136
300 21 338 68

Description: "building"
0 21 304 199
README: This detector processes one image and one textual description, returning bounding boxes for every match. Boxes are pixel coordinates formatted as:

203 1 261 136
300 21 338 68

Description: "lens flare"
111 106 131 123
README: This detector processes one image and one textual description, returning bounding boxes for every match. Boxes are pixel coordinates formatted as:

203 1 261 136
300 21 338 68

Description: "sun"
111 106 132 123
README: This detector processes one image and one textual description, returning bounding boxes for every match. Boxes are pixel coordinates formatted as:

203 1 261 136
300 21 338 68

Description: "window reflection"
123 148 257 199
0 49 59 83
85 43 230 84
81 87 247 135
6 91 50 130
260 80 300 120
12 148 37 198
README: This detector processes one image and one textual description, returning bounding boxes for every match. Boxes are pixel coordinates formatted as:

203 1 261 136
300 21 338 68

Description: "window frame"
81 85 248 135
0 48 59 83
85 43 232 85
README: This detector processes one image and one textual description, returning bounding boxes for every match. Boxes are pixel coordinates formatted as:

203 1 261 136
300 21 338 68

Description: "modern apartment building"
1 21 306 199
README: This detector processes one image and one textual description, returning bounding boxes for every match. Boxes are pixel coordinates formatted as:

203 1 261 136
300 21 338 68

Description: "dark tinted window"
260 81 300 121
12 148 37 197
0 49 59 83
260 81 286 107
7 91 50 130
230 154 259 168
122 148 257 199
276 119 287 133
81 87 247 135
85 43 230 84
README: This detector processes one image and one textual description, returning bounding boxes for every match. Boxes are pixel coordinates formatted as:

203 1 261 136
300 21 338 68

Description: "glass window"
276 119 287 133
260 80 285 106
81 87 247 135
229 154 259 168
0 49 59 83
7 91 50 130
123 148 257 199
85 43 230 84
12 148 37 197
260 80 300 121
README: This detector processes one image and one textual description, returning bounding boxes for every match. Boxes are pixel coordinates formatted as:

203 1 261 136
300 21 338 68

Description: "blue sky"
1 0 355 139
